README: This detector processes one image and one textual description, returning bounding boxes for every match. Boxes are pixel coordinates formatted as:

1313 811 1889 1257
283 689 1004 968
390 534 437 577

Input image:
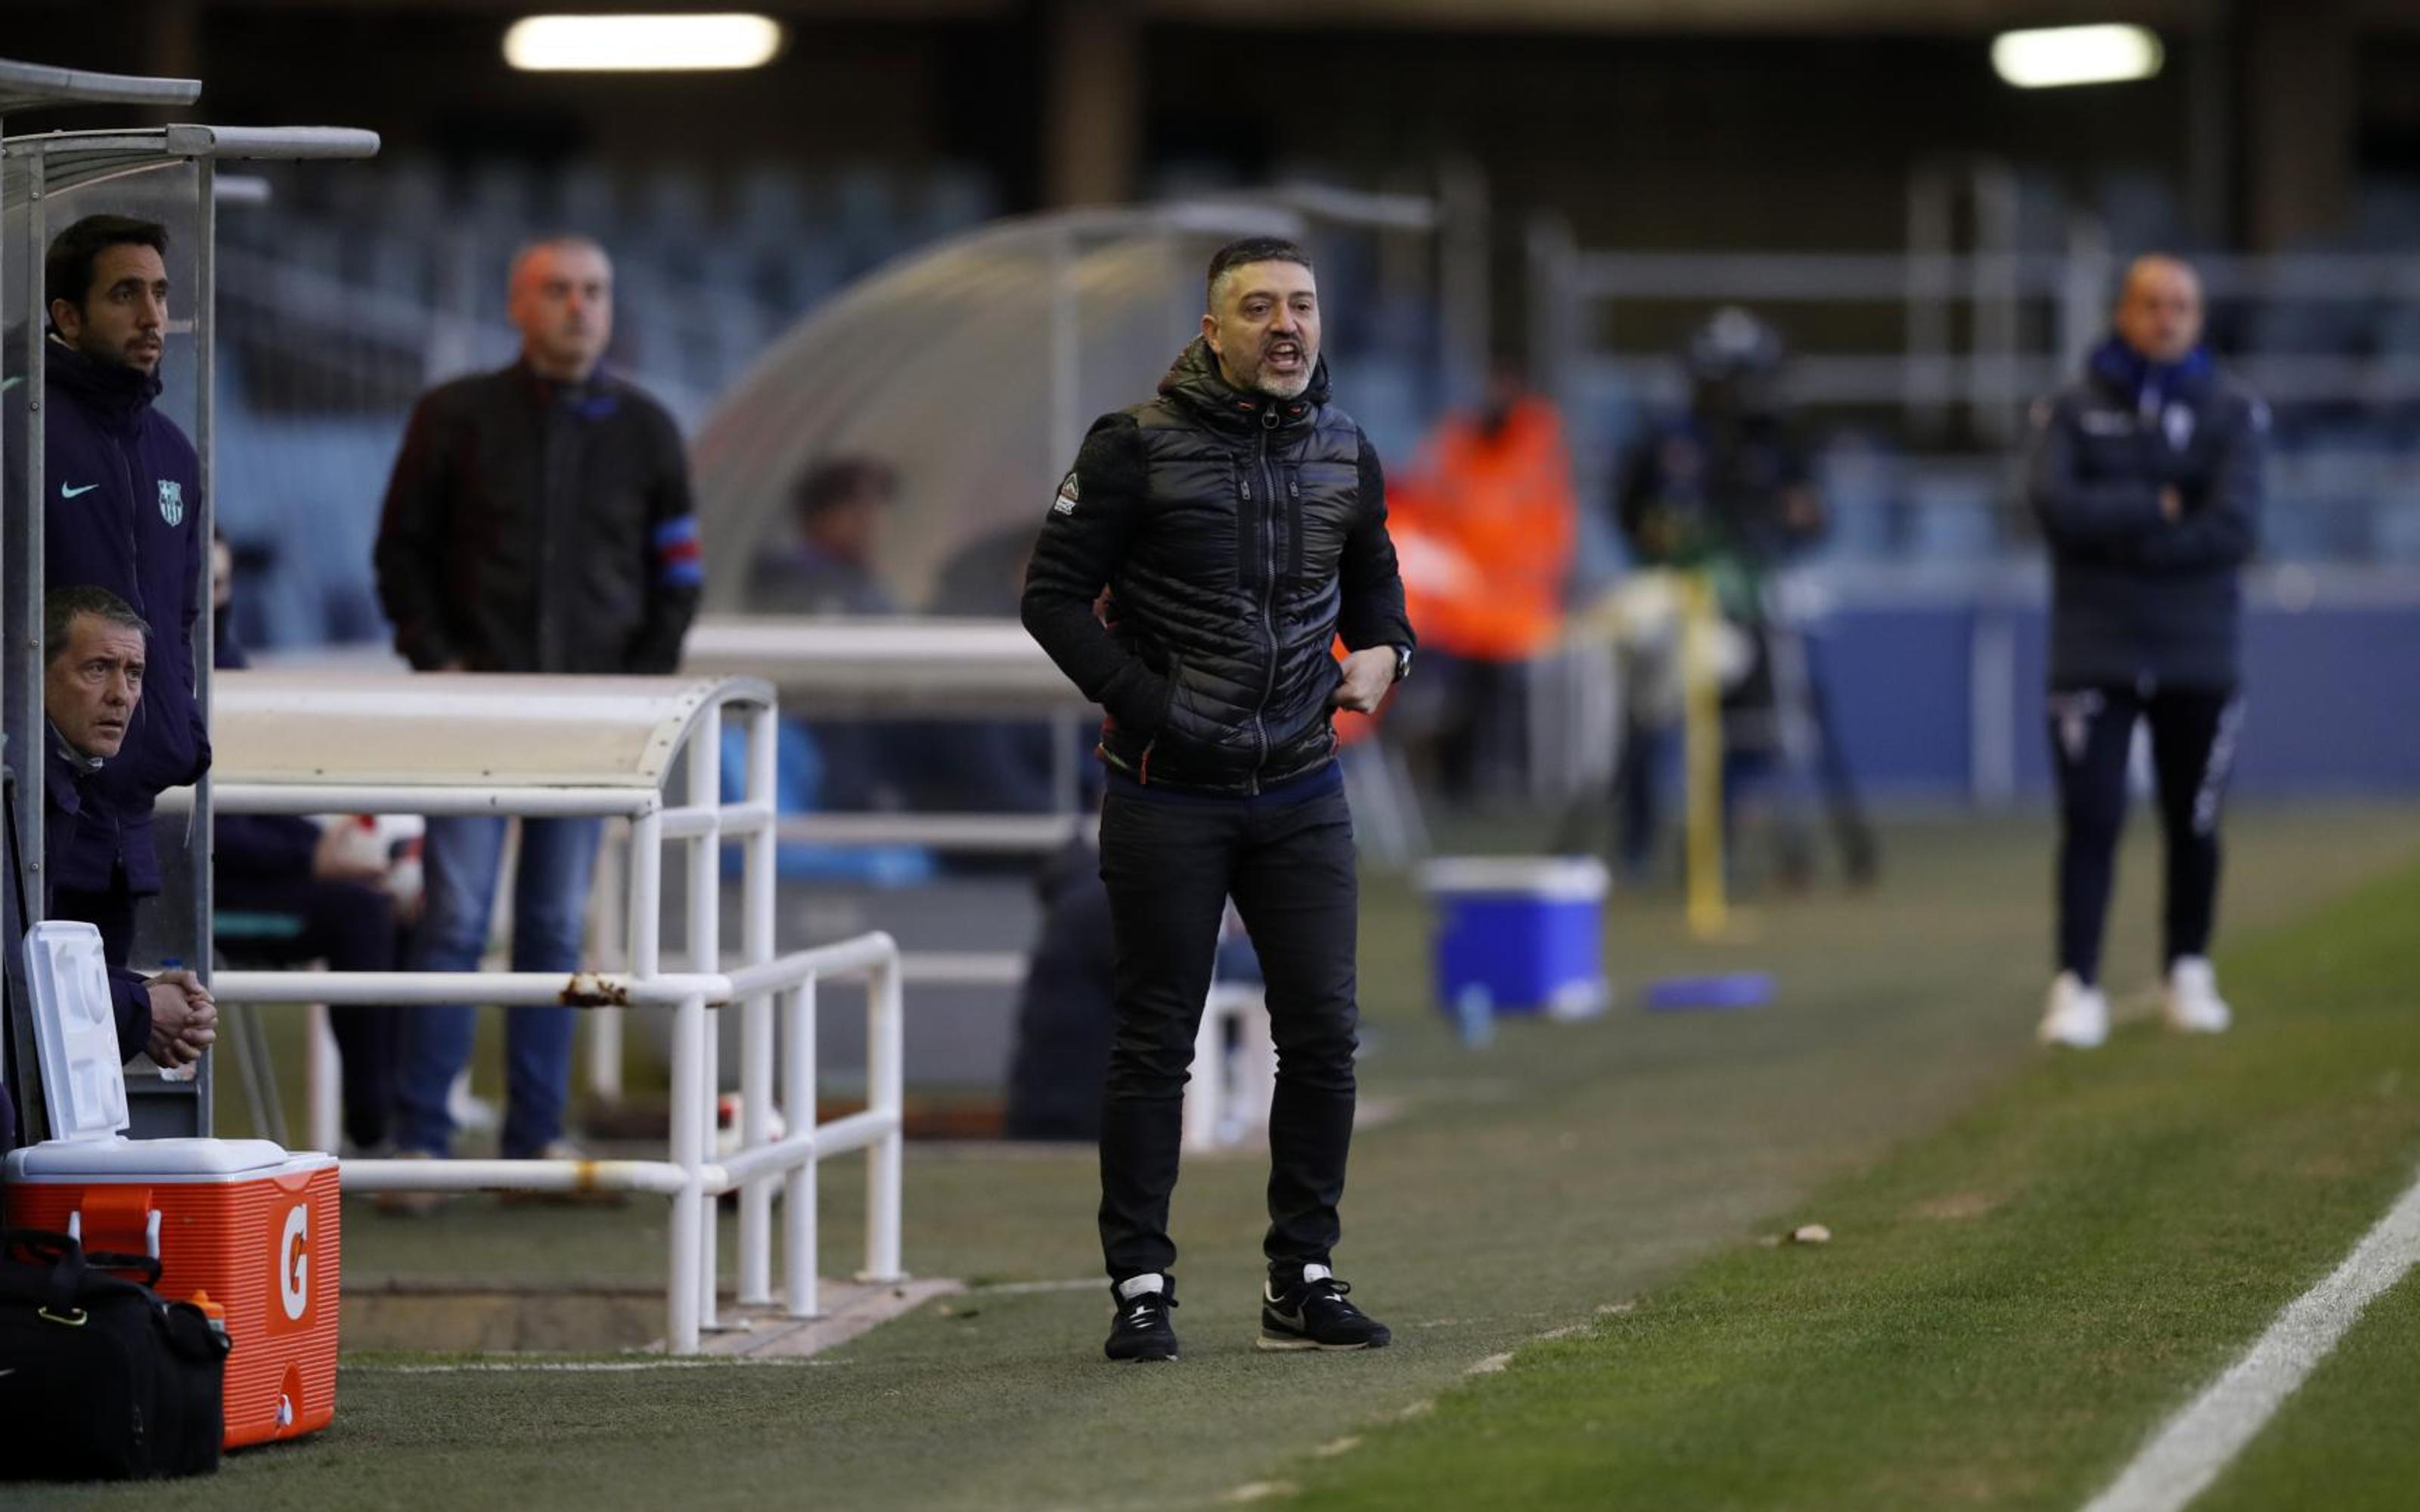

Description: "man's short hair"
510 234 612 290
1206 237 1314 309
45 215 170 316
44 585 150 664
794 457 898 520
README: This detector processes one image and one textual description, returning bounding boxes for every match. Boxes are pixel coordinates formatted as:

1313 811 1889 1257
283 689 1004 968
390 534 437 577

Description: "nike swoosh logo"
61 483 100 498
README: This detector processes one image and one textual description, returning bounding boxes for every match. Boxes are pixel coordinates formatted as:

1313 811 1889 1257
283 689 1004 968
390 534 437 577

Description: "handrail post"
685 703 723 1331
783 978 819 1318
666 990 706 1355
862 943 905 1283
737 699 778 1307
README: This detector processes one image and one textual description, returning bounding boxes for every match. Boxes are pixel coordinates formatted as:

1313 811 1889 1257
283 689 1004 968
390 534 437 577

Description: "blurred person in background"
1022 235 1413 1364
746 457 901 813
374 234 701 1188
212 535 405 1154
21 215 213 970
746 457 898 616
1395 363 1575 805
29 590 216 1122
1606 307 1874 887
2029 254 2264 1050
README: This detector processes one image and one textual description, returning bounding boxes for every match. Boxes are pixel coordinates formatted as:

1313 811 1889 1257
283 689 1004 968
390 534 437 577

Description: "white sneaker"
2039 972 2110 1049
2164 956 2232 1033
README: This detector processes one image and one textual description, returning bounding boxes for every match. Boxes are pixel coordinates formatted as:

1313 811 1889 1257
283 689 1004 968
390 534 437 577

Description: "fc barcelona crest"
157 479 185 526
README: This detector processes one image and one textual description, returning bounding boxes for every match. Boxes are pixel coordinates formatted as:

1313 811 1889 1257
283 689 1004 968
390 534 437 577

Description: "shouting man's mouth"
1264 338 1305 375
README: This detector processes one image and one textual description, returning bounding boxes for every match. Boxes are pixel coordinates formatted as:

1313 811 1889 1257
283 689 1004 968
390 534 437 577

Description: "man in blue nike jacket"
23 215 212 969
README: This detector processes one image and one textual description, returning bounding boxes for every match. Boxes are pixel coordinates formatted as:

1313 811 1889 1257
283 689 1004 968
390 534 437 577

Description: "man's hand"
144 969 217 1067
1330 648 1398 715
2160 485 2184 522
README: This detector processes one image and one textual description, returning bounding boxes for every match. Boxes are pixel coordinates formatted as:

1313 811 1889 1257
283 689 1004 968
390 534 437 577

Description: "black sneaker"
1105 1275 1180 1362
1258 1266 1392 1352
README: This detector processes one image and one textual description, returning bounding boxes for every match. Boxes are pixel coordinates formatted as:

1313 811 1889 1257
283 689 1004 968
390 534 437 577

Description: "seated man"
41 586 216 1077
212 535 404 1151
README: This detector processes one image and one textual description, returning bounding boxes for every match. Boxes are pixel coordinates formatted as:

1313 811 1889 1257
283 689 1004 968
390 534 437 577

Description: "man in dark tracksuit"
1022 237 1414 1362
29 589 218 1142
374 236 702 1176
2027 254 2263 1049
21 216 213 968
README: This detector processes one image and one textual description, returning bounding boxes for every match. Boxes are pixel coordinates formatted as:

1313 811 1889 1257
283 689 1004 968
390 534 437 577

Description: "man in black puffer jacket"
1022 236 1413 1363
2027 253 2264 1051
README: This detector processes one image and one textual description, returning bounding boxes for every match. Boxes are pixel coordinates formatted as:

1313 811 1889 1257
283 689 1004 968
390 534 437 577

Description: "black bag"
0 1228 230 1480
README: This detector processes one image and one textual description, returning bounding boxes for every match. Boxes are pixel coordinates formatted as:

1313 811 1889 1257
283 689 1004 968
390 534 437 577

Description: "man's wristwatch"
1390 644 1413 683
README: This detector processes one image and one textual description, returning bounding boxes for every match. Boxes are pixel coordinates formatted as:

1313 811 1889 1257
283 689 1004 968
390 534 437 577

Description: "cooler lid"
6 1136 295 1179
1419 856 1611 902
23 921 129 1145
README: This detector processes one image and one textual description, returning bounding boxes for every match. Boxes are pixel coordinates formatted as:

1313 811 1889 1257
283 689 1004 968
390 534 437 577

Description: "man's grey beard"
1252 364 1313 401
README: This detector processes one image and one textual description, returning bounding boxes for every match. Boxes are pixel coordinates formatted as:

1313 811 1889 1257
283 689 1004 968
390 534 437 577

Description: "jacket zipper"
1248 408 1282 795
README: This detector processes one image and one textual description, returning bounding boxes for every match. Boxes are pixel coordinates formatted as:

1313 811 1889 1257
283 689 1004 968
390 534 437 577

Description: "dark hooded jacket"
2027 336 2266 691
1020 339 1413 796
14 338 212 895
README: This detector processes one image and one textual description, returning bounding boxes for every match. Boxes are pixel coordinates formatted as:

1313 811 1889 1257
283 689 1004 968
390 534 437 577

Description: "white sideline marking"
968 1277 1103 1295
352 1358 845 1374
2081 1167 2420 1512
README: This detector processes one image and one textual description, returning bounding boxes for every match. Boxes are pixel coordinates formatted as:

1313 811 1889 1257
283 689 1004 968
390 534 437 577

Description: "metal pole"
666 991 706 1354
782 978 819 1318
737 701 777 1307
191 153 218 1136
306 1002 341 1154
1906 164 1953 444
14 149 48 935
1438 153 1490 411
862 947 904 1282
628 807 662 980
685 706 722 1330
586 826 626 1102
1682 572 1728 941
1972 161 2023 447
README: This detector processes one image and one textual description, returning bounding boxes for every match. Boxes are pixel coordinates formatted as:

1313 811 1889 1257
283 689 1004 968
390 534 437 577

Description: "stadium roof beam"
0 58 200 114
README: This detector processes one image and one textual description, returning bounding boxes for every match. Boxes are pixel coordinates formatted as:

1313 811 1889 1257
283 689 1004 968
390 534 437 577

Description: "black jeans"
2049 684 2243 984
1096 779 1360 1284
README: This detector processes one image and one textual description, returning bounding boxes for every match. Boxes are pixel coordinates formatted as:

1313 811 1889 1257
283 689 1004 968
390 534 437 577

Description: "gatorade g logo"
271 1201 310 1331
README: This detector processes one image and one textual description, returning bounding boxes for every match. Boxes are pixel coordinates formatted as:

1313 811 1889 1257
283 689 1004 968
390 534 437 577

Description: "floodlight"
504 14 784 73
1991 24 2164 88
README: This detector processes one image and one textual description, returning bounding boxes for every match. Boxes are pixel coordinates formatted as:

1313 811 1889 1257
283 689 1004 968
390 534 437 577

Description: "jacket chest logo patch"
1051 472 1079 517
2163 404 2195 451
156 479 185 527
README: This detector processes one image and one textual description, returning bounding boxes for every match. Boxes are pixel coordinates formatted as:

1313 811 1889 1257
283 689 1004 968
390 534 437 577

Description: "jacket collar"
45 335 162 434
1156 337 1328 435
45 723 103 815
2088 333 2214 416
511 357 618 415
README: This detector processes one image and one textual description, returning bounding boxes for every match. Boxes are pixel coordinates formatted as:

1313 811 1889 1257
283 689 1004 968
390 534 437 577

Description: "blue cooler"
1420 857 1611 1020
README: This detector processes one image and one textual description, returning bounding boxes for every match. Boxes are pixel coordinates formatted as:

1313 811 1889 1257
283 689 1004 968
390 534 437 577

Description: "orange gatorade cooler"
2 922 340 1448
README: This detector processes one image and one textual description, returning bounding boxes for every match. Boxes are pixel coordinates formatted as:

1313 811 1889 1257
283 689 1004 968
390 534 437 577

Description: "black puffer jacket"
1021 339 1413 795
2027 338 2266 691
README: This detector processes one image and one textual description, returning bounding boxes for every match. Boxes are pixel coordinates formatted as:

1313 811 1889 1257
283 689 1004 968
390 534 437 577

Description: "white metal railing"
204 677 905 1354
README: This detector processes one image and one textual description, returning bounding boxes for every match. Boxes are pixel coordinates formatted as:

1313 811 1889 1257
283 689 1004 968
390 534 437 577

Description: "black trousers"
1096 782 1360 1284
219 875 405 1150
2049 684 2242 985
